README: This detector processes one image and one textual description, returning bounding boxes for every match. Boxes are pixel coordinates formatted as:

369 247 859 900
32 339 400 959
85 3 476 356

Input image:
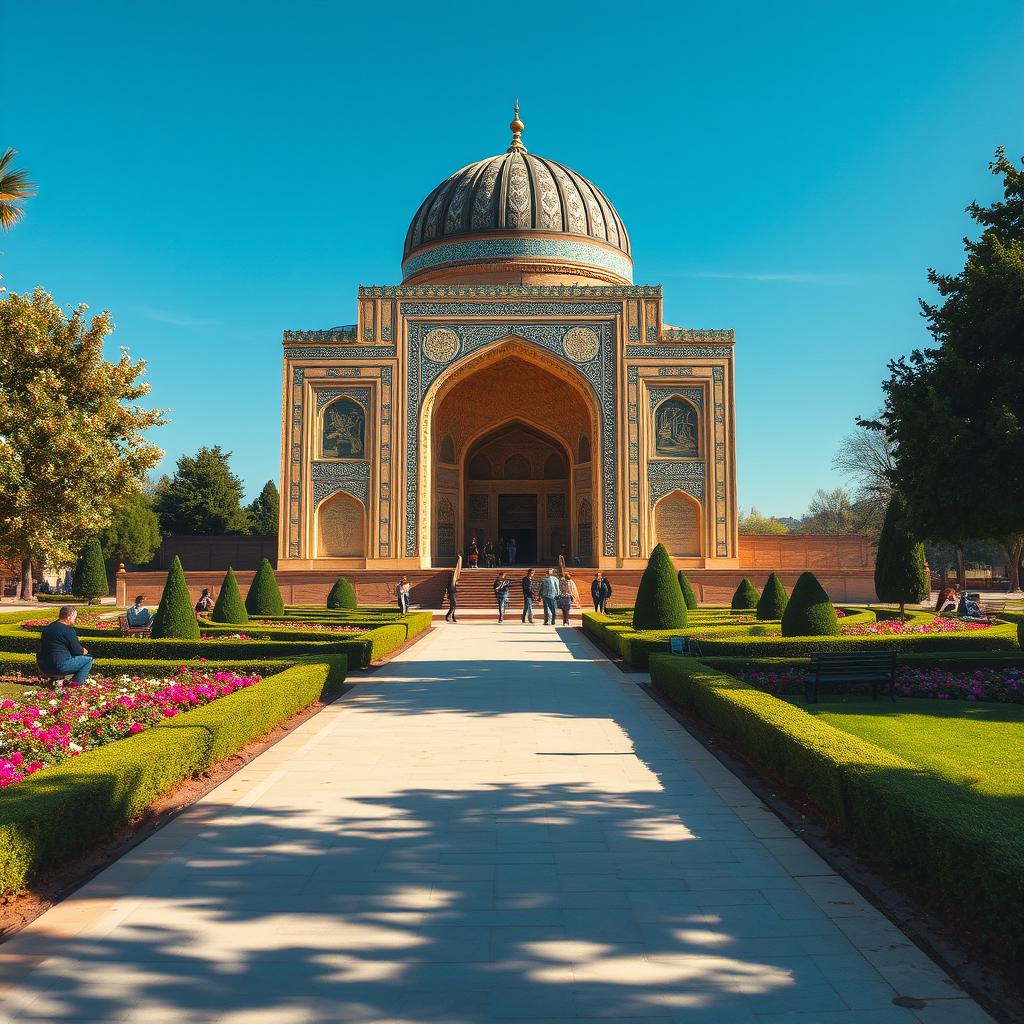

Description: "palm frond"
0 149 36 230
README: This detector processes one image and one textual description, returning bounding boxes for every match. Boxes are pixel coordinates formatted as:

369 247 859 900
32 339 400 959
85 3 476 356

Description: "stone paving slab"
0 623 994 1023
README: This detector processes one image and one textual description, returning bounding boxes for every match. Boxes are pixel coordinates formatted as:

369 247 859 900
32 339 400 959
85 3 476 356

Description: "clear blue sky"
4 1 1022 517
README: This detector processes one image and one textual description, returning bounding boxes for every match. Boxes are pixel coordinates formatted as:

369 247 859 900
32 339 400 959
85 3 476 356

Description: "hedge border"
648 654 1024 963
0 655 347 894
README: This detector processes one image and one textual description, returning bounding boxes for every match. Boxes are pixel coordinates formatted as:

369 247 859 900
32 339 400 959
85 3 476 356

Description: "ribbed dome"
402 120 632 284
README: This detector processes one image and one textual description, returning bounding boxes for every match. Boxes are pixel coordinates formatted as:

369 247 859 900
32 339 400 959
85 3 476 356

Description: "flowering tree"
0 288 165 597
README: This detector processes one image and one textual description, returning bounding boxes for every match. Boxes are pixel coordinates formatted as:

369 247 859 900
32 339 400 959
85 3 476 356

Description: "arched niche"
653 396 699 458
321 397 366 459
578 435 591 463
543 452 568 479
654 490 701 557
468 453 492 479
577 497 594 559
317 492 365 557
504 453 532 479
439 434 456 464
436 496 456 558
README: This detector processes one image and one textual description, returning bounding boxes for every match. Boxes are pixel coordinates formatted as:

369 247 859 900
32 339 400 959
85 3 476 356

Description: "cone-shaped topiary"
874 492 929 618
151 556 200 639
676 571 698 610
731 577 761 610
781 571 840 636
632 543 688 630
756 572 789 620
74 537 109 604
327 576 358 610
245 558 284 615
211 567 248 624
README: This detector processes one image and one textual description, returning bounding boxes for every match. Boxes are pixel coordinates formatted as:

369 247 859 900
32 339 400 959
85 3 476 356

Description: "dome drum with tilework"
403 110 632 286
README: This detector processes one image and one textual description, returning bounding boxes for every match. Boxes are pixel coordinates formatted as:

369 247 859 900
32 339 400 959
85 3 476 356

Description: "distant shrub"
632 544 688 631
327 576 358 610
731 577 761 610
211 567 248 624
677 571 698 610
151 557 200 640
74 537 108 604
756 572 788 620
781 572 839 636
245 558 284 616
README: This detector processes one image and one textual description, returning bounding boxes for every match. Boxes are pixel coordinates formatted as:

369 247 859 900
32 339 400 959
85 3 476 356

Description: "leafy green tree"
756 573 788 620
731 578 760 610
74 537 108 603
874 492 930 618
0 288 164 598
327 576 358 610
738 508 789 535
676 571 698 610
151 556 200 639
632 544 688 631
797 488 859 535
99 493 161 568
154 446 251 536
245 558 284 615
0 148 35 230
862 148 1024 589
247 480 280 536
781 572 840 636
211 567 249 624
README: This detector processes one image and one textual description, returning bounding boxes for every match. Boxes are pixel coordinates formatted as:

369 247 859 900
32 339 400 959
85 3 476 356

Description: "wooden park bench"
807 650 897 704
117 613 152 637
981 599 1007 622
667 636 703 657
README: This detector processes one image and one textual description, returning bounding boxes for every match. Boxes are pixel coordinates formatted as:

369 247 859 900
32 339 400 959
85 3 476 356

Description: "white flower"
69 742 83 753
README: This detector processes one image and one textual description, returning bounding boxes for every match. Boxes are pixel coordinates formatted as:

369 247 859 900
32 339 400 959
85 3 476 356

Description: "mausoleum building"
279 109 738 571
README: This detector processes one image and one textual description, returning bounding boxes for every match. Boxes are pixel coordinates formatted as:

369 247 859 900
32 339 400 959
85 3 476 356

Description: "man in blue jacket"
39 606 94 684
539 569 561 626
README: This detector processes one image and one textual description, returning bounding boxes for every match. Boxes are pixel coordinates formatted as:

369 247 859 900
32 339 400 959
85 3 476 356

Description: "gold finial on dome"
508 99 526 153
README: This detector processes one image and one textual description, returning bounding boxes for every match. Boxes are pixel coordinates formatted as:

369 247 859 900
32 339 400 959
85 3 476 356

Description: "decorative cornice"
661 328 734 343
283 326 358 344
359 284 661 298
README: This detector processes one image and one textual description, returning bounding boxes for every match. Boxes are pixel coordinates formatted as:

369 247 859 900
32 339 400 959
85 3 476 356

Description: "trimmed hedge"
649 654 1024 963
781 572 839 636
756 573 788 621
632 543 688 631
327 576 358 610
151 557 200 640
0 656 347 894
74 537 108 603
211 567 248 625
731 578 760 610
0 652 295 680
246 559 284 616
677 572 698 610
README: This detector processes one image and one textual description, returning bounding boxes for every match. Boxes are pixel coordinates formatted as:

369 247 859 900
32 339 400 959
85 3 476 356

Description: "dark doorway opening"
498 494 537 565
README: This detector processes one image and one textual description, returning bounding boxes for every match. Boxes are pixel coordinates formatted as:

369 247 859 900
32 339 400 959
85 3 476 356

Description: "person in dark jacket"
521 569 535 623
195 588 213 614
591 572 612 613
39 606 93 684
444 573 458 623
493 572 511 622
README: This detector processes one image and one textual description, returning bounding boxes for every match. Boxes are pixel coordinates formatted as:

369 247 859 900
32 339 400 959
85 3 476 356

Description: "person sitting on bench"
125 594 153 628
39 606 94 685
957 592 985 620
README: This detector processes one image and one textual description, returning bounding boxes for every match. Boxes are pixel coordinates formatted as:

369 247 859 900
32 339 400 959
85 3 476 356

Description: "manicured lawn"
799 698 1024 798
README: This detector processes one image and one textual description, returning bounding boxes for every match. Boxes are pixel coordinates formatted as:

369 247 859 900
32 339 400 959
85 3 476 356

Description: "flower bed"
738 664 1024 703
20 613 119 631
199 632 271 641
840 616 989 636
249 620 364 633
0 668 260 787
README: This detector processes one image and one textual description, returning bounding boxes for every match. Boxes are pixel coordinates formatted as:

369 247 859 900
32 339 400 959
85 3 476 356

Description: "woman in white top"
560 573 580 625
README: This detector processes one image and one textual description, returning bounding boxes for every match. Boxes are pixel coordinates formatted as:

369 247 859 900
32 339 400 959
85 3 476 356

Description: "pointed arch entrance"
421 340 602 567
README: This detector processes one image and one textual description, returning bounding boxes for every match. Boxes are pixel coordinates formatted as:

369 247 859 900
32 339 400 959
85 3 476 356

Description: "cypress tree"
74 536 109 604
632 543 688 630
731 577 761 610
245 558 284 615
874 492 930 619
151 556 200 639
211 567 249 624
781 571 840 636
327 576 358 610
756 572 789 620
676 571 698 610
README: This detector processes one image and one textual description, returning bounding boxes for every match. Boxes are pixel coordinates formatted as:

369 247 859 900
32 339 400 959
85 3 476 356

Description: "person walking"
444 572 458 623
592 571 612 613
521 568 535 623
395 576 410 614
38 606 93 685
539 568 561 626
560 572 580 625
493 572 511 622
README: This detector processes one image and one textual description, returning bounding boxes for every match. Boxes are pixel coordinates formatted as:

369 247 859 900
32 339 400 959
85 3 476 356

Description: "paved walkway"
0 624 993 1023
